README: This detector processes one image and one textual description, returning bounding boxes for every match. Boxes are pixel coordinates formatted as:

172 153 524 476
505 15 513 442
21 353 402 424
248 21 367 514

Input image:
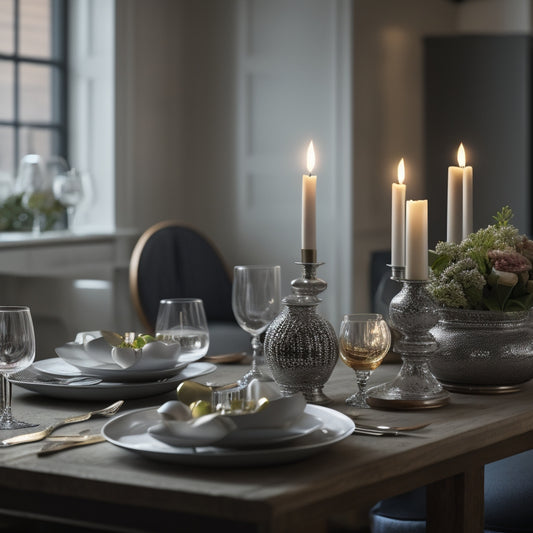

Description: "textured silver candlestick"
366 278 450 409
264 261 338 405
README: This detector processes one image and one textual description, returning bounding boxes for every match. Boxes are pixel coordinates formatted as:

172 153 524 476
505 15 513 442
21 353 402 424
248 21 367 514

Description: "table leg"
427 467 484 533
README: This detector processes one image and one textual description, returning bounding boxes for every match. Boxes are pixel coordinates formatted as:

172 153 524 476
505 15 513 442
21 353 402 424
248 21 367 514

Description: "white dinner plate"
11 361 216 401
50 339 191 383
148 412 323 448
102 405 355 467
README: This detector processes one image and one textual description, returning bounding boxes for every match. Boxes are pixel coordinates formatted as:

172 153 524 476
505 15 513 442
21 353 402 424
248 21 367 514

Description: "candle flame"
397 158 405 184
457 143 466 168
306 141 316 174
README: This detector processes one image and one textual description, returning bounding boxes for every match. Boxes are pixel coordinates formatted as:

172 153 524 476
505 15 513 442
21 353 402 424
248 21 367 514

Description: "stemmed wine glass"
18 154 47 235
53 168 84 230
232 265 281 386
0 306 37 429
339 313 391 408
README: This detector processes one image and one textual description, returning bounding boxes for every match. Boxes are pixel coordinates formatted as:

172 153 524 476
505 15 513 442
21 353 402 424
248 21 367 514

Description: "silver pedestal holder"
264 249 339 405
366 267 450 409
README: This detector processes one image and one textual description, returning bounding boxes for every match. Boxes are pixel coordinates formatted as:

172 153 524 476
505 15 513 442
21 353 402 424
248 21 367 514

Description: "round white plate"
11 361 216 401
148 412 323 448
51 339 191 383
102 405 355 467
38 357 189 383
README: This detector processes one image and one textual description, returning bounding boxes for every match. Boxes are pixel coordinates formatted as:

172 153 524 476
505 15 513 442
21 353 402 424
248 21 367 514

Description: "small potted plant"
428 206 533 390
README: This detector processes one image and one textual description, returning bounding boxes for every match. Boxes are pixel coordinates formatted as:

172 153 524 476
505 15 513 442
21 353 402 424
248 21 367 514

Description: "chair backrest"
129 221 234 332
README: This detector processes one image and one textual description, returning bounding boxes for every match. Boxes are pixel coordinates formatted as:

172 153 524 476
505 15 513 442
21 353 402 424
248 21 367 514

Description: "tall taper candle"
447 146 463 244
301 141 317 262
406 199 428 280
391 158 406 268
460 143 473 239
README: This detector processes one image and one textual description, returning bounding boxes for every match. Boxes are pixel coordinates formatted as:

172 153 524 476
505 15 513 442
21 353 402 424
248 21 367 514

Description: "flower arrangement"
429 206 533 311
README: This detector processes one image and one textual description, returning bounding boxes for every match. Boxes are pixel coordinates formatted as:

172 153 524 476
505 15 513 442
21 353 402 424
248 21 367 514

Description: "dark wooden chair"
129 221 249 355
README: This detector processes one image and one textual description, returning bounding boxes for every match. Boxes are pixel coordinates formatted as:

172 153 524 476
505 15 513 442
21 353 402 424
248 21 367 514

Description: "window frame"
0 0 68 176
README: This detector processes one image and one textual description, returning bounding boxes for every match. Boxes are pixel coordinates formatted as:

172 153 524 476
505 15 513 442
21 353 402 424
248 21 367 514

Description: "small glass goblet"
232 265 281 386
53 168 84 230
19 154 47 235
0 306 37 429
339 313 391 408
155 298 210 362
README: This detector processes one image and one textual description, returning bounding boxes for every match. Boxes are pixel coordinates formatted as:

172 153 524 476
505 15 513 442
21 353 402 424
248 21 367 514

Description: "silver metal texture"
264 262 338 405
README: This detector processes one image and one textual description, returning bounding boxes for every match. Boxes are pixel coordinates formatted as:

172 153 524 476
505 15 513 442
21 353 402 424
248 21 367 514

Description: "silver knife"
37 434 106 456
352 426 406 437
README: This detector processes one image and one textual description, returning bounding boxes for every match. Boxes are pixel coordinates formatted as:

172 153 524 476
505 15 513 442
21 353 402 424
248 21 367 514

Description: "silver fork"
0 400 124 446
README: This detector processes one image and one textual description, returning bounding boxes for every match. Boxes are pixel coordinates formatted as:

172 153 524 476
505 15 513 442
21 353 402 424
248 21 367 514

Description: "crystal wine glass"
232 265 281 386
18 154 47 235
155 298 210 362
339 313 391 408
53 168 84 230
0 306 37 429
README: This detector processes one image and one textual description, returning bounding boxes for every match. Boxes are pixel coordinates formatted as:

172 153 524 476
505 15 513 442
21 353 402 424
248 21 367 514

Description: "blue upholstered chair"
129 221 249 355
370 449 533 532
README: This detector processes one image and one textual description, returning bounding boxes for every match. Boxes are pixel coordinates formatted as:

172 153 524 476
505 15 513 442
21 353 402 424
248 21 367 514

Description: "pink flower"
488 250 532 273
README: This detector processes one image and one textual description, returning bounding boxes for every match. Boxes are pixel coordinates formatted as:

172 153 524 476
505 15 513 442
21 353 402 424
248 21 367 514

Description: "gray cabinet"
424 35 532 245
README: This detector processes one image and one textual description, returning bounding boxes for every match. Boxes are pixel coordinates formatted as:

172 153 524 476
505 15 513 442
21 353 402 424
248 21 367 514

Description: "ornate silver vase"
430 308 533 393
264 262 338 405
366 279 450 409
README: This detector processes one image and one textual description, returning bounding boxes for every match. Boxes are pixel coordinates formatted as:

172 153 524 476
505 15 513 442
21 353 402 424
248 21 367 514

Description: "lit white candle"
460 143 473 239
391 158 406 268
406 199 428 280
447 144 464 243
301 141 317 260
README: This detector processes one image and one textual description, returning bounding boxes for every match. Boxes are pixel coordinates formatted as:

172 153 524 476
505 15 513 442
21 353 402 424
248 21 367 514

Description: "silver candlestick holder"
264 257 338 405
366 277 450 409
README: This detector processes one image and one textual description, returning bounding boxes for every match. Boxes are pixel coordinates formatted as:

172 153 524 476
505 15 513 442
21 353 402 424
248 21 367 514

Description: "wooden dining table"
1 359 533 533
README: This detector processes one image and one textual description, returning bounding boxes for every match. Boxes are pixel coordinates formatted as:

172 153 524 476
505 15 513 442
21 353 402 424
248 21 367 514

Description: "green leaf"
429 253 451 275
496 283 514 309
483 296 503 311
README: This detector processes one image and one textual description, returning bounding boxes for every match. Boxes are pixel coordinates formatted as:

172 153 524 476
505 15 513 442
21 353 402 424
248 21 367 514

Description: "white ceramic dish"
55 337 204 381
37 355 189 383
148 411 322 448
11 361 216 401
101 405 355 467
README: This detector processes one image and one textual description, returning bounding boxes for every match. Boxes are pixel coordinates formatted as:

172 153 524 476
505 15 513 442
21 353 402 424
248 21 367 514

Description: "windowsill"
0 227 138 247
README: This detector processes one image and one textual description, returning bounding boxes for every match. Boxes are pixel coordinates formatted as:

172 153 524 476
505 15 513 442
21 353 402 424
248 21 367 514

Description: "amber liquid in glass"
339 339 387 371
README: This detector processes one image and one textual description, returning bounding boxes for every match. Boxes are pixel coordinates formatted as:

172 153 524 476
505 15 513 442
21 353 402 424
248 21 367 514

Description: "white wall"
113 0 532 320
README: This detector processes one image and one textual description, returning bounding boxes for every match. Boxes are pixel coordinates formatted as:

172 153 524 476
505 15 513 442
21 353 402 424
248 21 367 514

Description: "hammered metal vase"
264 262 338 405
430 308 533 392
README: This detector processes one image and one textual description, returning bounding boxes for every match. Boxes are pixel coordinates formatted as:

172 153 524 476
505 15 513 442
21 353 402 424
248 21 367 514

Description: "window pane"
0 60 13 120
19 63 54 122
0 0 14 54
19 0 51 59
0 126 14 175
19 127 56 161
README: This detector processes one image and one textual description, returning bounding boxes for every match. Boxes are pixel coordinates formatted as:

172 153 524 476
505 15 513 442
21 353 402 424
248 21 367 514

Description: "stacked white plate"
10 334 215 401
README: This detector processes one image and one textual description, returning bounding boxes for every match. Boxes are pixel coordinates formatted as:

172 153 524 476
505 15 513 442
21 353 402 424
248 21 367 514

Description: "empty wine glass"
232 265 282 386
18 154 48 235
53 168 84 230
0 306 37 429
339 313 391 408
155 298 210 362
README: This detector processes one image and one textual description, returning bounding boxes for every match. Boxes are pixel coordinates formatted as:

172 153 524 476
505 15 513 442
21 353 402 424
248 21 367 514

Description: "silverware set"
1 400 124 448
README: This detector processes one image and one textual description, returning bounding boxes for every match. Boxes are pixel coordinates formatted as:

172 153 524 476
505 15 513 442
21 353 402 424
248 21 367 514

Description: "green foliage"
0 193 65 232
429 207 533 311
